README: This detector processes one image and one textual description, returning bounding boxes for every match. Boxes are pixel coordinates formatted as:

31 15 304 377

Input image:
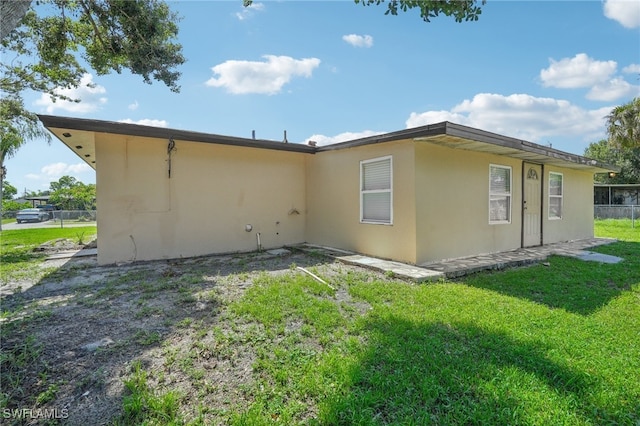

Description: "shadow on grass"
323 316 632 425
460 241 640 316
0 249 330 425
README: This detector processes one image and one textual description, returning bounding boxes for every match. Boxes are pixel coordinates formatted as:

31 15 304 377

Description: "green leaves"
607 97 640 149
354 0 485 23
48 175 96 210
585 139 640 184
0 0 186 197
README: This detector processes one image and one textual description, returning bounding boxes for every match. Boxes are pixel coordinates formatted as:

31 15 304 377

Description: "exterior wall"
305 141 417 263
543 167 594 243
93 132 596 266
95 134 306 264
414 143 523 264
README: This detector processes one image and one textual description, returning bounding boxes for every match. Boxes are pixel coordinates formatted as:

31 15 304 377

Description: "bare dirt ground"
1 242 375 425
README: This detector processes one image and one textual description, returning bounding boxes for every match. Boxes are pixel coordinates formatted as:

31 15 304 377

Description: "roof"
594 183 640 187
318 121 618 173
37 115 316 170
38 115 617 173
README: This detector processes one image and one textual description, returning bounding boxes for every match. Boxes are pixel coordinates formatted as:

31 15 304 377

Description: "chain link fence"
594 205 637 228
2 209 97 228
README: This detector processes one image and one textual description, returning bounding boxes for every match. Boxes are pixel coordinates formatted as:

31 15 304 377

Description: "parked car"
16 208 50 223
37 204 57 219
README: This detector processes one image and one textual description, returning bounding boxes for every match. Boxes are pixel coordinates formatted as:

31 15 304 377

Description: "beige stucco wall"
414 143 524 264
542 167 594 243
95 134 306 264
305 141 417 263
94 133 596 266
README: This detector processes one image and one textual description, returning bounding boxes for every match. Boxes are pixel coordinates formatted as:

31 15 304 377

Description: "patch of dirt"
0 247 380 425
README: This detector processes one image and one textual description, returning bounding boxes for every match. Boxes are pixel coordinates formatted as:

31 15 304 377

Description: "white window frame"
548 172 563 220
489 164 512 225
360 156 393 225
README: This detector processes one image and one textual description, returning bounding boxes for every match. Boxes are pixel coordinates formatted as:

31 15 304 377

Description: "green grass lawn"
595 217 638 241
1 220 638 425
0 226 96 284
220 220 639 425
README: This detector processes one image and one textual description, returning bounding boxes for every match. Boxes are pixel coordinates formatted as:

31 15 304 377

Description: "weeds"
115 361 183 425
75 231 86 245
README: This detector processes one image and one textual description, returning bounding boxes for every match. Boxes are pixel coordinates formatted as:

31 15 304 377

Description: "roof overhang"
39 116 618 174
38 115 317 170
318 121 618 173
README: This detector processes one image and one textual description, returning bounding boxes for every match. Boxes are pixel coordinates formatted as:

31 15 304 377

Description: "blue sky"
5 0 640 196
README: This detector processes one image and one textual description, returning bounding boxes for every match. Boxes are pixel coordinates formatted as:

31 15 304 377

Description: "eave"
318 121 618 173
38 115 317 170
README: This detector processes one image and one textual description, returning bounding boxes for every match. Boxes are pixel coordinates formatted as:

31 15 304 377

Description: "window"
549 172 563 219
360 156 392 224
489 164 511 224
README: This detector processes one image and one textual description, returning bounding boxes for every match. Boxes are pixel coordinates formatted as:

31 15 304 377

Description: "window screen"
549 172 563 219
361 156 392 224
489 165 512 224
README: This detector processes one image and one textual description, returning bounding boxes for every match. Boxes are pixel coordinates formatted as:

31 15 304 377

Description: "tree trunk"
0 0 32 40
0 157 5 232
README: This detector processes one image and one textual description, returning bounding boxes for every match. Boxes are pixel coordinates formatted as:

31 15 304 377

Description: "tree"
2 181 17 200
49 175 79 193
584 139 640 184
48 176 96 210
0 0 31 40
243 0 485 22
1 200 31 218
354 0 484 22
607 97 640 149
0 0 185 228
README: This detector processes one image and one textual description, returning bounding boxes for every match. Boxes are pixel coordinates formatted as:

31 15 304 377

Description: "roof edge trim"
38 115 317 154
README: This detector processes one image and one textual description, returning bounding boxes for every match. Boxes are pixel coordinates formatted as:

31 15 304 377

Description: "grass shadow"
323 315 633 425
460 241 640 316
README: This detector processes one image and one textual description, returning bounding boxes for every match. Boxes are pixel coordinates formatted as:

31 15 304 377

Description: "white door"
523 164 542 247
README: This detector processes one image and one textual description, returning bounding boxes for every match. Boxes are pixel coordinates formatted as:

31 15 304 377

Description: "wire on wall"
167 138 176 178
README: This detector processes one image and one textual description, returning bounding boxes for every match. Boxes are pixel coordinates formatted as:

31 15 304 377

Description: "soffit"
415 134 615 173
39 115 320 172
48 127 97 170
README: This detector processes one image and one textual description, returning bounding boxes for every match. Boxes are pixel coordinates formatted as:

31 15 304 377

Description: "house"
594 183 640 219
38 115 616 266
594 183 640 206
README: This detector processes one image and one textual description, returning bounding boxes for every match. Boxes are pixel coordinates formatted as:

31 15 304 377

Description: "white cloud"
406 93 612 144
586 77 640 101
305 130 384 146
236 2 264 20
623 64 640 74
128 100 139 111
41 162 92 177
342 34 374 48
604 0 640 28
205 55 321 95
25 162 92 187
34 73 107 114
540 53 617 89
118 118 168 127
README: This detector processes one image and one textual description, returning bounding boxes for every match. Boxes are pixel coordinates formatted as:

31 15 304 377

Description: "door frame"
521 162 544 247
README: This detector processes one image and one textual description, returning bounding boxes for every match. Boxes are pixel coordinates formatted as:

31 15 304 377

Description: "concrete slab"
565 250 623 264
292 238 620 281
45 248 98 260
338 254 445 282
